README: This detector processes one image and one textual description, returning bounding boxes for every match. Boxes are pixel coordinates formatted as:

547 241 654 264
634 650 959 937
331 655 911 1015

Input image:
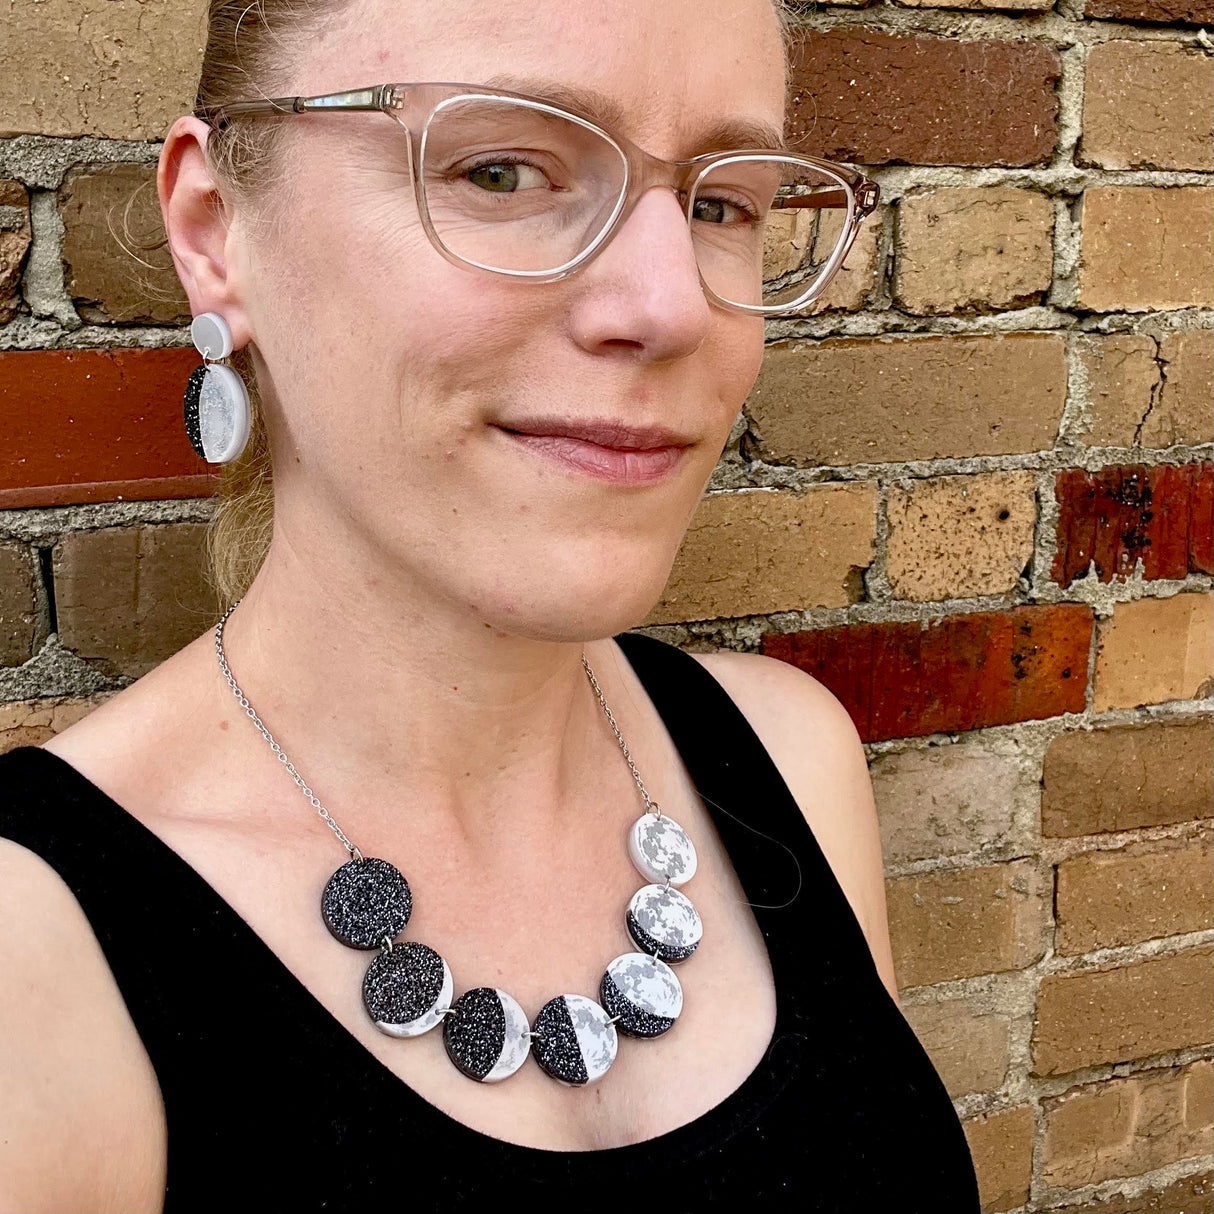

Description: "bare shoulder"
0 833 167 1212
687 649 900 1003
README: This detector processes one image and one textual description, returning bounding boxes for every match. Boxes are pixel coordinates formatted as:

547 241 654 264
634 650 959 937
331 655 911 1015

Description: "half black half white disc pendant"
443 986 532 1082
531 994 618 1086
182 362 250 464
600 951 683 1038
320 856 413 949
626 883 703 963
628 811 698 885
363 940 453 1037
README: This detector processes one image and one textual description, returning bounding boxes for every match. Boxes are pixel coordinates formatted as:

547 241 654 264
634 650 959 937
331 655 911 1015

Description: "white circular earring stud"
183 311 251 464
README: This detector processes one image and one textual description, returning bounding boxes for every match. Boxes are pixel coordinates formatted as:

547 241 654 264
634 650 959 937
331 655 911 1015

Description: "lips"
493 416 693 484
497 416 693 451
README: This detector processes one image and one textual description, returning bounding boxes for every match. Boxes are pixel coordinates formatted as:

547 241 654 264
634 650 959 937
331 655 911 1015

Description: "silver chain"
213 598 659 858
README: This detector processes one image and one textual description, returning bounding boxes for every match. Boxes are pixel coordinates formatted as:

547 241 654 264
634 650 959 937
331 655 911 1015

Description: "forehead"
298 0 787 158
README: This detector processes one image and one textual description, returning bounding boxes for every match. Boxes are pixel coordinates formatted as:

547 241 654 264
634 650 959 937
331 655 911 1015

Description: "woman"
0 0 980 1209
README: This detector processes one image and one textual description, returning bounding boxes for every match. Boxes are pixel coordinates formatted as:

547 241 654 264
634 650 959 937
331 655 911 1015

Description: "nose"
564 185 713 363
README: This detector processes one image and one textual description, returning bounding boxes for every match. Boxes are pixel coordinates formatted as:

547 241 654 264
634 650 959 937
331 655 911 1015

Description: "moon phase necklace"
213 601 704 1086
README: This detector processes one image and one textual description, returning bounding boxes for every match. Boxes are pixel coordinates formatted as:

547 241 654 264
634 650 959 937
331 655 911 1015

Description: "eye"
691 194 761 225
465 159 550 193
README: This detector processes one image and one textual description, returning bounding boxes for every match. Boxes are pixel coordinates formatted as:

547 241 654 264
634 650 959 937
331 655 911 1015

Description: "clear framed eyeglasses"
196 81 880 317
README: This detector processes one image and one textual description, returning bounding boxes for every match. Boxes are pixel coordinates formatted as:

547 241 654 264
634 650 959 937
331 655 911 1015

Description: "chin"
469 567 673 644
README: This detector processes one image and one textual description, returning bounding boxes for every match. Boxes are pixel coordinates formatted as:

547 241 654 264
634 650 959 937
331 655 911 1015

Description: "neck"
211 524 633 855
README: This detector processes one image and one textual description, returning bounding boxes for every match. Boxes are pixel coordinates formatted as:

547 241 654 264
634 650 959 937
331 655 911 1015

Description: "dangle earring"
183 312 251 464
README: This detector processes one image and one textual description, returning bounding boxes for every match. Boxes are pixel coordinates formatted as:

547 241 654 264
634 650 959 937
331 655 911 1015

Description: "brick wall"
1 1 1211 1210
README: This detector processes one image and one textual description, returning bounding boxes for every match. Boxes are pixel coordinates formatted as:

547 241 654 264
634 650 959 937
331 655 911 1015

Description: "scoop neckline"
18 738 804 1163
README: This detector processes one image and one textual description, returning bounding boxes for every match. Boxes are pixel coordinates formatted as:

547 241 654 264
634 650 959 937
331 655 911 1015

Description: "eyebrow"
478 73 789 157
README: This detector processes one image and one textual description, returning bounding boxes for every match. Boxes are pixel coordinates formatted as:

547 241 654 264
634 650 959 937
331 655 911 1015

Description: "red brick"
1053 463 1214 587
787 29 1060 167
760 604 1092 743
0 348 221 508
1085 0 1213 22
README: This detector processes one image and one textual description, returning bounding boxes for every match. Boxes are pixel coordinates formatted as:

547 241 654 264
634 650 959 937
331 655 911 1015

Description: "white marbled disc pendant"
628 810 698 886
363 941 453 1037
626 883 703 963
600 951 683 1038
443 987 532 1083
531 994 618 1086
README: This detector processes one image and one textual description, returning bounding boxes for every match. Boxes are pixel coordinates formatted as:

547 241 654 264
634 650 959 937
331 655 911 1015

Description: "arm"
690 650 901 1004
0 838 167 1214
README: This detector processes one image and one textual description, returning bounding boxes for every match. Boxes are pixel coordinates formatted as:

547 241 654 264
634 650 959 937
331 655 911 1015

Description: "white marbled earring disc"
531 994 618 1086
600 952 683 1038
626 883 703 963
197 364 250 463
443 987 532 1083
363 941 453 1038
628 811 698 886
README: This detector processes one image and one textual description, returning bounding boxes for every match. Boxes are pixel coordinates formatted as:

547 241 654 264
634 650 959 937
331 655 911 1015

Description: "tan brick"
0 542 38 667
902 998 1012 1097
767 201 883 313
1093 592 1214 711
1153 330 1214 449
870 743 1028 863
0 0 206 140
0 179 32 324
60 164 190 325
643 485 878 625
1043 718 1214 837
1042 1061 1214 1189
887 859 1046 987
897 0 1052 10
962 1105 1035 1214
1078 334 1161 448
1079 187 1214 313
1032 947 1214 1076
52 523 218 678
1186 1058 1213 1132
895 187 1054 314
0 695 113 754
1047 1170 1214 1214
747 334 1067 467
1056 832 1214 954
1081 42 1214 172
885 471 1037 601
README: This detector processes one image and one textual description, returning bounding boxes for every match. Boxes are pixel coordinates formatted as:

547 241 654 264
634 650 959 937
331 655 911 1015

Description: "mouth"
492 416 694 484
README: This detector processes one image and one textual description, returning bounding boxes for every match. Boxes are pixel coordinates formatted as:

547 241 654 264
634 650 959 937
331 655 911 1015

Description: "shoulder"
0 820 167 1212
687 649 900 1003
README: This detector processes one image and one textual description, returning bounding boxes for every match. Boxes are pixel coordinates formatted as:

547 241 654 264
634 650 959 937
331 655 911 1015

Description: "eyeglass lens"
417 97 854 311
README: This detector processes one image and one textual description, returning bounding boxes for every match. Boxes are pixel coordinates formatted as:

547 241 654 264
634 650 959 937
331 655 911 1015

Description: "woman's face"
233 0 787 641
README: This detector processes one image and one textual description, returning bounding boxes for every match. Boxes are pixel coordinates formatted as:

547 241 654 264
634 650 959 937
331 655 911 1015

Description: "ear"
157 116 255 350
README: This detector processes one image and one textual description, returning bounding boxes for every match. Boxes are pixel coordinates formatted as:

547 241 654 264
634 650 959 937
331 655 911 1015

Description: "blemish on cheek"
219 720 229 731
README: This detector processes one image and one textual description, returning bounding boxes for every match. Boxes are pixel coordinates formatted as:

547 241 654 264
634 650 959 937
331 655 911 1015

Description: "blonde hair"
132 0 796 607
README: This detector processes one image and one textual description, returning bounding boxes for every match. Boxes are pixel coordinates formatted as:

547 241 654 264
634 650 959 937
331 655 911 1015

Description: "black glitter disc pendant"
600 951 683 1038
183 364 208 460
531 994 618 1086
443 987 532 1082
321 856 413 949
363 940 452 1037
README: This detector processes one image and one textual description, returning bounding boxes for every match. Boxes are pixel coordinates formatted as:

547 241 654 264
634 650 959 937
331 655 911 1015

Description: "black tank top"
0 631 979 1212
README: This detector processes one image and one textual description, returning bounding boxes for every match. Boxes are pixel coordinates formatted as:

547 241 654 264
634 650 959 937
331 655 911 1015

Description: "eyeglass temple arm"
772 181 880 219
199 86 395 126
